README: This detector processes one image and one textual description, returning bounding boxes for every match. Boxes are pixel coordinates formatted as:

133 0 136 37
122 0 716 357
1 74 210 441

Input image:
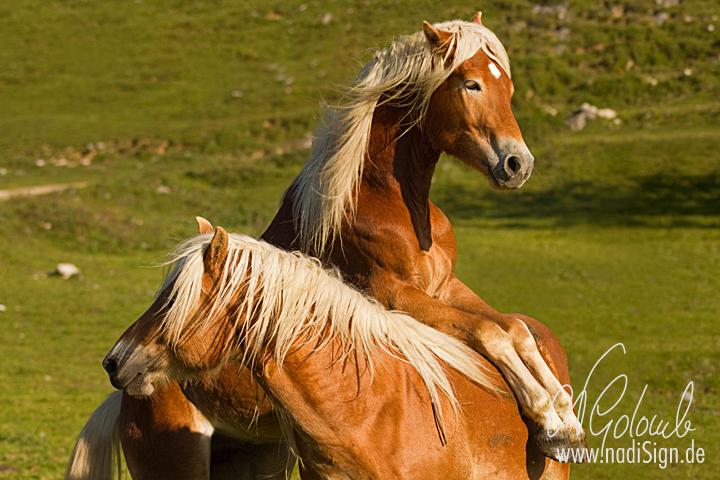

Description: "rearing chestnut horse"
264 13 584 458
67 14 585 480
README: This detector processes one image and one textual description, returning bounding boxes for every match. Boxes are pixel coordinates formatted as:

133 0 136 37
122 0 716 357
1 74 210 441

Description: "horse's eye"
464 80 481 91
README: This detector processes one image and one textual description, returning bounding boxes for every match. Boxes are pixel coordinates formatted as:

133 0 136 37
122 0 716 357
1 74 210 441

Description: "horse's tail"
65 391 123 480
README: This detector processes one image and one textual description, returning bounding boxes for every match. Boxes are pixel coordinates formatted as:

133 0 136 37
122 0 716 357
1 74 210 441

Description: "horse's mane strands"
159 233 498 424
288 20 510 256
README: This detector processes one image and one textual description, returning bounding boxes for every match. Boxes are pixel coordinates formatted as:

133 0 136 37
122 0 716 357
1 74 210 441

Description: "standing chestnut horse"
103 226 572 480
66 13 585 480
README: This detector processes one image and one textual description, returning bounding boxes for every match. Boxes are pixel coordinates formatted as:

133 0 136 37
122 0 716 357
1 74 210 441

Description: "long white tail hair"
65 391 123 480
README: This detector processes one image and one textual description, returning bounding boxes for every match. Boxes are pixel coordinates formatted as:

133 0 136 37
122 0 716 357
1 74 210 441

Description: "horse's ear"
422 21 456 64
196 216 214 234
471 12 483 26
203 227 228 277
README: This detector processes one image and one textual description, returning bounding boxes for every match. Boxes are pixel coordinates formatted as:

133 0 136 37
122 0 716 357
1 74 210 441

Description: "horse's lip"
109 369 145 392
487 168 512 190
109 374 127 390
465 148 508 189
487 163 530 190
124 372 150 397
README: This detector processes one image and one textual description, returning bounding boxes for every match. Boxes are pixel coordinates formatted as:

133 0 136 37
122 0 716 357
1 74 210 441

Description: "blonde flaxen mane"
158 233 497 424
288 19 511 255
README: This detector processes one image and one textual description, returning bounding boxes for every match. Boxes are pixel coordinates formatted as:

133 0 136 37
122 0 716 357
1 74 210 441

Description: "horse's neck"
363 104 441 251
364 104 439 195
257 340 375 442
261 104 443 254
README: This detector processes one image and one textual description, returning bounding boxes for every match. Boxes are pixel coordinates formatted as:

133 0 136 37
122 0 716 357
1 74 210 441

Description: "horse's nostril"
103 357 118 377
506 156 520 176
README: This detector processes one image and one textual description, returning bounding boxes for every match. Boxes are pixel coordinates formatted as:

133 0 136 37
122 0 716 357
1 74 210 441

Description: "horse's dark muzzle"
103 355 118 379
103 350 144 390
103 354 128 390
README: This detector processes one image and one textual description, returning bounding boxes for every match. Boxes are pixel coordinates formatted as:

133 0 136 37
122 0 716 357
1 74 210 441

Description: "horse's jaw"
123 369 170 398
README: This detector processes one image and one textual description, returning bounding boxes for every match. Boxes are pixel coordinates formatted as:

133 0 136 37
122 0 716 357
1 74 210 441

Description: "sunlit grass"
1 0 719 478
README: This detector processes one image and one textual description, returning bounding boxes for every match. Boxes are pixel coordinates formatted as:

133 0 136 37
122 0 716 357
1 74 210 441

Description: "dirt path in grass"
0 181 90 201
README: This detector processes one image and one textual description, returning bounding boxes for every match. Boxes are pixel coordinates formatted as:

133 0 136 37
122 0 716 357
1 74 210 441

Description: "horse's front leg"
439 276 575 411
369 273 587 462
120 382 213 480
436 274 587 456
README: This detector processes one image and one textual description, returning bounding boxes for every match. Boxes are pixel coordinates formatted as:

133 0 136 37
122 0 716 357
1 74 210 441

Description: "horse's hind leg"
120 382 213 480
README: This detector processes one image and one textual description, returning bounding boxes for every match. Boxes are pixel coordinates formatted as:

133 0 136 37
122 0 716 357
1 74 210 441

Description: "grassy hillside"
1 0 719 479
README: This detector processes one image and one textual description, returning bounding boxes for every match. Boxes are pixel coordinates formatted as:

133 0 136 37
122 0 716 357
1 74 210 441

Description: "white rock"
655 12 670 26
0 304 6 312
597 108 617 120
566 112 587 131
532 4 568 20
55 263 82 279
567 103 619 130
579 102 598 118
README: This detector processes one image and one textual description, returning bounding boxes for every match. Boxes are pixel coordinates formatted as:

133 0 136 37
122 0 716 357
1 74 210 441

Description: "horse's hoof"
533 428 589 463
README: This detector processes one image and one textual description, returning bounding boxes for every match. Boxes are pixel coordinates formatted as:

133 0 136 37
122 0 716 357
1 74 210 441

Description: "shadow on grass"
435 173 720 228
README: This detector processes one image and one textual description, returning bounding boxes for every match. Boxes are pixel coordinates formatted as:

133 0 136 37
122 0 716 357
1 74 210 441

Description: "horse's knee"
504 317 539 356
476 323 516 360
512 314 569 384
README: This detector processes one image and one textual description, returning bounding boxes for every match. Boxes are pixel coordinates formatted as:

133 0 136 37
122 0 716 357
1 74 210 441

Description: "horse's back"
276 338 568 480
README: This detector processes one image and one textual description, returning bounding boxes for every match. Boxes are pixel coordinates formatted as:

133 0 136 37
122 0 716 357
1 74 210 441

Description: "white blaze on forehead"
488 62 502 79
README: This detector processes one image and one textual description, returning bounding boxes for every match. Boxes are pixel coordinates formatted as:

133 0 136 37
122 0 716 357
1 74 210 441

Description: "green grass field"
1 0 719 478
